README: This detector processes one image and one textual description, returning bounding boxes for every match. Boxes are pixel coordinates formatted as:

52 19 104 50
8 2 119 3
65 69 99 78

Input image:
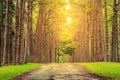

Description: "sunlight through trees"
66 17 72 25
0 0 120 65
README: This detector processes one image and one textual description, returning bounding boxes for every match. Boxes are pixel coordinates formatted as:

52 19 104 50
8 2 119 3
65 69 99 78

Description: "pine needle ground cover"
0 63 42 80
79 62 120 80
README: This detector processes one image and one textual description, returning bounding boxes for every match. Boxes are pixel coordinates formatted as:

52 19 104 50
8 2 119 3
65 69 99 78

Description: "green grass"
79 62 120 80
0 63 42 80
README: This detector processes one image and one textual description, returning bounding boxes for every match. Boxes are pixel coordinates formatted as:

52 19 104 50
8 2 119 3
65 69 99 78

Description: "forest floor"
13 63 110 80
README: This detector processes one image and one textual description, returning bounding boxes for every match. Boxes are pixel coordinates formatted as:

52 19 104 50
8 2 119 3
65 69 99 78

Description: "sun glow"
65 0 71 10
66 17 72 24
65 0 72 25
59 0 73 41
65 0 69 5
66 5 71 10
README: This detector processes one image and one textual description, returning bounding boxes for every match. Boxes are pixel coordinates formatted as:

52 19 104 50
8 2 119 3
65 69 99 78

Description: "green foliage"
79 62 120 80
56 40 78 63
64 41 78 55
57 40 78 56
0 63 42 80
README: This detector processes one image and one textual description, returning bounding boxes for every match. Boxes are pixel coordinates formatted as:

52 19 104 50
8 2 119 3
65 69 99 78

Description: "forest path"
14 63 108 80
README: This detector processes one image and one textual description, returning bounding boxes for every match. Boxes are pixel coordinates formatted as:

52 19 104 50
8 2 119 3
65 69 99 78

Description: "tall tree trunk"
0 0 3 66
19 0 25 64
111 0 119 62
3 0 13 65
28 0 34 62
104 0 109 61
14 0 19 64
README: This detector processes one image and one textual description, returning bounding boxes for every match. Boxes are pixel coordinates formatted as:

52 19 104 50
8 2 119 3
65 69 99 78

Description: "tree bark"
104 0 109 61
0 0 3 66
111 0 119 62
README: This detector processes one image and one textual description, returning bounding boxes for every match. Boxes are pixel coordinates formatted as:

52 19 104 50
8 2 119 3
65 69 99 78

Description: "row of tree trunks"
73 0 120 62
1 0 120 64
33 2 57 63
0 0 34 66
73 0 105 62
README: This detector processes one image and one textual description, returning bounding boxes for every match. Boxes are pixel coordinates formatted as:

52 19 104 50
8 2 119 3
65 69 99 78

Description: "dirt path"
14 63 109 80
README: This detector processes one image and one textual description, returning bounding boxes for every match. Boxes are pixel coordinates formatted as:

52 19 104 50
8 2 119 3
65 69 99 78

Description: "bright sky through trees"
65 0 71 10
65 0 72 28
59 0 74 41
65 0 72 25
66 5 71 10
66 17 72 24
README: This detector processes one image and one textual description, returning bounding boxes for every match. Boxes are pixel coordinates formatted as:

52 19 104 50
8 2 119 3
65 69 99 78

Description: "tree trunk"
3 0 13 65
104 0 109 61
111 0 119 62
0 0 3 66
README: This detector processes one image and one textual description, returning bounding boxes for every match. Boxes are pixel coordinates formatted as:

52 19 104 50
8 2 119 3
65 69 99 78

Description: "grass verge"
79 62 120 80
0 63 42 80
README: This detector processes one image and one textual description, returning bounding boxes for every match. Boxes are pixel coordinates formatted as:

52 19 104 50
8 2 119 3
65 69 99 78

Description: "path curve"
14 63 109 80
